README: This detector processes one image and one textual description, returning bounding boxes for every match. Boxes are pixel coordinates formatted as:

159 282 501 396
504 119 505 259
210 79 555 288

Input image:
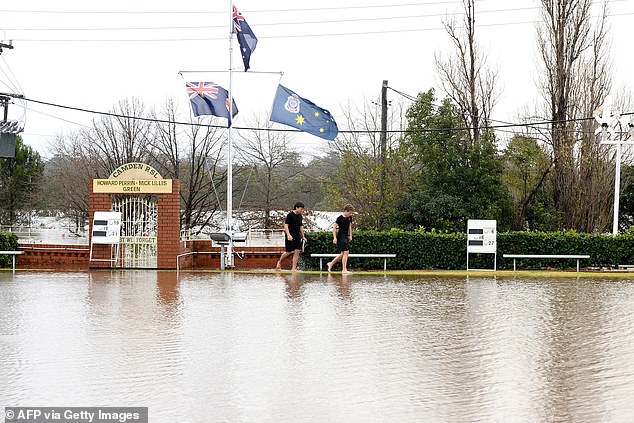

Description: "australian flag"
186 81 238 126
270 84 338 141
233 5 257 71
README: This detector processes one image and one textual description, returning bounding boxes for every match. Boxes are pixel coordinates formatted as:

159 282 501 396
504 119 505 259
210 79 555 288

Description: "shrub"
301 230 632 270
0 231 19 268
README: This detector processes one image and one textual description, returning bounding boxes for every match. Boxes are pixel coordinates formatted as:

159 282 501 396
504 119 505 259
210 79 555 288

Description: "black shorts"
337 236 349 252
285 237 302 252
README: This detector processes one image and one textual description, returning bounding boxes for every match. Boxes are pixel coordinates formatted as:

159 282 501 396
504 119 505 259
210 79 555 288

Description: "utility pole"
0 95 8 121
0 40 13 54
0 40 23 158
595 95 634 235
379 80 388 228
0 40 15 122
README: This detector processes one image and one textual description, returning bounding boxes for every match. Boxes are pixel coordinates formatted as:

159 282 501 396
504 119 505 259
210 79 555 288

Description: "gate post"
157 179 180 269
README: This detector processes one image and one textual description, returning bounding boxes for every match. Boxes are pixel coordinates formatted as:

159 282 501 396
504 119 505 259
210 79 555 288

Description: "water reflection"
281 272 303 299
1 271 634 422
156 271 179 310
326 272 352 300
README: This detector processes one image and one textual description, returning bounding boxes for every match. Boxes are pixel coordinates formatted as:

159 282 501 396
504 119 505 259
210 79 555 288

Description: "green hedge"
302 230 634 271
0 231 19 268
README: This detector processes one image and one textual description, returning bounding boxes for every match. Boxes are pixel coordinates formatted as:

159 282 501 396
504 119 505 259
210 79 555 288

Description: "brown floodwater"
1 271 634 422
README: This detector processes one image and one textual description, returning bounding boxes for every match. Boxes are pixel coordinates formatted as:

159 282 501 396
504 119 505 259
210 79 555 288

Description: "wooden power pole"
379 80 388 227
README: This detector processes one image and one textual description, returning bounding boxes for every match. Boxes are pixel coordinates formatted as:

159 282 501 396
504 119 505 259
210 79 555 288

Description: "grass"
179 268 634 279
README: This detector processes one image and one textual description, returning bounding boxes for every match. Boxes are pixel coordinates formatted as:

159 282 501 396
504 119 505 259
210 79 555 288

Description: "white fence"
180 228 285 247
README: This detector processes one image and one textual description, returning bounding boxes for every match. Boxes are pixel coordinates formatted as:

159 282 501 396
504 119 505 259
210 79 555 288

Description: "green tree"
618 165 634 230
396 89 511 231
502 135 556 230
324 97 410 229
0 136 45 225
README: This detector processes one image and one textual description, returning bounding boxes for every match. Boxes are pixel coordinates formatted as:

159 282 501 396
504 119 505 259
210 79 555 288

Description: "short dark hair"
293 202 305 209
343 204 355 212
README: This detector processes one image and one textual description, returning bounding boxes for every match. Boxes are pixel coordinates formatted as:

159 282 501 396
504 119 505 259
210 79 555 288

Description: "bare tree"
327 97 410 229
435 0 498 146
179 124 226 234
537 0 613 231
47 131 103 228
46 97 230 235
147 99 227 234
147 98 181 179
235 117 297 229
83 97 152 174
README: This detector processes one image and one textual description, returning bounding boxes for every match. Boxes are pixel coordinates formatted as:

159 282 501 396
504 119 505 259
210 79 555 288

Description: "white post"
613 141 622 235
596 96 622 236
226 0 235 268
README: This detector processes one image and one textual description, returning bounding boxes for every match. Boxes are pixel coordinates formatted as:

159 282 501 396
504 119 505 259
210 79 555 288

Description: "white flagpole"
226 0 234 268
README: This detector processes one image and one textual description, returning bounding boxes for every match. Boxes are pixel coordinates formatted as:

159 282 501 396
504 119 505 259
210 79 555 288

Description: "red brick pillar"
157 180 180 269
88 182 114 268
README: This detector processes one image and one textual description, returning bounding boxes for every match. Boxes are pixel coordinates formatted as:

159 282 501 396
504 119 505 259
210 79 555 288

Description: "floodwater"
1 271 634 423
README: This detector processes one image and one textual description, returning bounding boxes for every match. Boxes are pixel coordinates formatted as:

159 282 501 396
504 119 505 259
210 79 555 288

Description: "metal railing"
180 228 285 247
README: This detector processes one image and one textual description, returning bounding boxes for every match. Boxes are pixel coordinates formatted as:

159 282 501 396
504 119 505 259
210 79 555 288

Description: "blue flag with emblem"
269 84 338 141
185 81 238 126
233 5 258 71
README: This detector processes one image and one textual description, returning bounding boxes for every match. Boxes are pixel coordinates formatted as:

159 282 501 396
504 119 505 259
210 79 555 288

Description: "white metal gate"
112 194 158 268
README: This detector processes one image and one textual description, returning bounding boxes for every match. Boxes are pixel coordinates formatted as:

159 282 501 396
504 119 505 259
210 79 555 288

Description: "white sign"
92 211 122 244
467 219 497 254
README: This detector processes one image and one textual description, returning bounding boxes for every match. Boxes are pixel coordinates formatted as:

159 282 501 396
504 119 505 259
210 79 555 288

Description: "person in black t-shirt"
327 204 354 274
275 202 307 271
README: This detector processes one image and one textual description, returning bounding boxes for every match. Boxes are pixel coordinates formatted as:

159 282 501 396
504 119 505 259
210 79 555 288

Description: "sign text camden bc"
93 179 172 194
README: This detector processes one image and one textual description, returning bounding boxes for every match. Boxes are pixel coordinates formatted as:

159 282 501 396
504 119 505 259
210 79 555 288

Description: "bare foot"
275 262 282 271
342 270 352 274
326 261 333 272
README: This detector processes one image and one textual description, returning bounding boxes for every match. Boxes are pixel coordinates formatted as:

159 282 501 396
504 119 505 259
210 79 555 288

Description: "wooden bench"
503 254 590 272
0 250 24 271
311 253 396 271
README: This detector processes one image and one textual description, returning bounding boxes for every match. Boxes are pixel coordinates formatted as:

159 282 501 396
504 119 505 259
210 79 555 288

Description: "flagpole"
226 0 235 268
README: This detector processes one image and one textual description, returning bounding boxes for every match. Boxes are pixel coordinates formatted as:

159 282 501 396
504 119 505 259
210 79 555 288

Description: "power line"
1 0 625 15
0 2 473 15
3 8 543 32
5 24 534 43
12 11 633 42
18 95 607 136
386 86 418 102
384 84 613 136
26 106 92 128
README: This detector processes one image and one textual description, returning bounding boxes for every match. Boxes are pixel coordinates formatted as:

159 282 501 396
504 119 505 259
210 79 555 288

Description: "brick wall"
183 242 285 270
16 241 285 271
11 179 288 271
17 244 90 269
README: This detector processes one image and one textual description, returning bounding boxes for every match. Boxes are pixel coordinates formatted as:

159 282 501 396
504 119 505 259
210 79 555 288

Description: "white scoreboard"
92 211 122 245
467 219 497 254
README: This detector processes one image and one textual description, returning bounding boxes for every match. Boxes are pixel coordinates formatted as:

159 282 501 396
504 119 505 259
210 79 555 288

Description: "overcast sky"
1 0 632 158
